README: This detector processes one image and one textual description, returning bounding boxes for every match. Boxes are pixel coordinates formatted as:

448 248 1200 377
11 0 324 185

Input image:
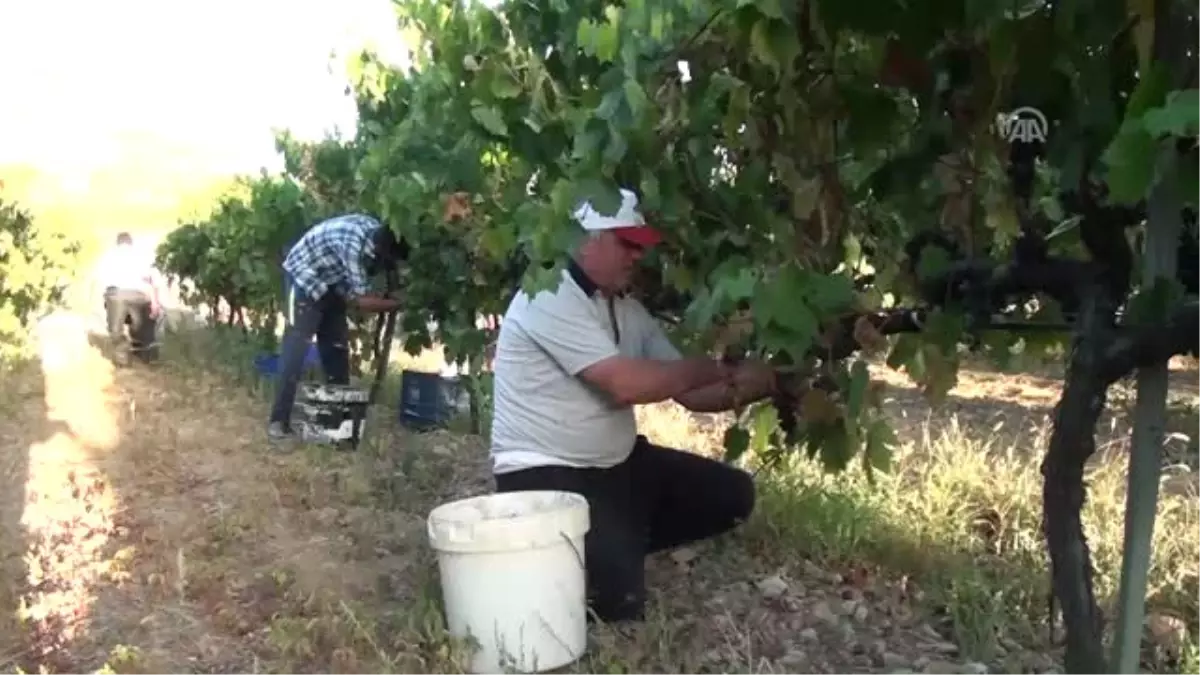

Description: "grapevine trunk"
1042 284 1124 673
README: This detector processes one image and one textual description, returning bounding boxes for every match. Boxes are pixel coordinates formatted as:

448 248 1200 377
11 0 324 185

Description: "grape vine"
0 196 82 359
156 172 312 348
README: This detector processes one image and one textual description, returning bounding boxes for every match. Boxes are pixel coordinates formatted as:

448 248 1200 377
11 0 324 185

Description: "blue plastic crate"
254 343 320 377
398 369 457 430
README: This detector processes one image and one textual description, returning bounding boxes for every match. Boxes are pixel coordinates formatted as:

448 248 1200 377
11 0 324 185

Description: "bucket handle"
559 531 585 571
557 531 600 631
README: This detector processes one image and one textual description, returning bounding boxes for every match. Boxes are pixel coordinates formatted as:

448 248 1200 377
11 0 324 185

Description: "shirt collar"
567 258 626 298
567 259 598 296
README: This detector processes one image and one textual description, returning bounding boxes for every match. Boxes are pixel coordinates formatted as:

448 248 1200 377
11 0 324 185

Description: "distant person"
267 213 409 442
95 232 163 365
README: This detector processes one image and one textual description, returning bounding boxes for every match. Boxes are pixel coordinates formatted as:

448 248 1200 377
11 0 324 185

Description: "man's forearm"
353 293 401 313
675 374 776 413
144 274 162 313
591 357 729 406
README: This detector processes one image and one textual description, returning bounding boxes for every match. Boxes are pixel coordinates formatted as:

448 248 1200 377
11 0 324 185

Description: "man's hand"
731 360 778 398
673 358 778 413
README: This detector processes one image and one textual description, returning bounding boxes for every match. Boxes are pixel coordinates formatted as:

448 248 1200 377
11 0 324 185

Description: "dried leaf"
940 194 972 231
852 315 888 354
799 388 841 424
712 313 756 353
442 192 473 222
844 563 871 589
670 546 698 566
866 379 887 407
755 574 789 598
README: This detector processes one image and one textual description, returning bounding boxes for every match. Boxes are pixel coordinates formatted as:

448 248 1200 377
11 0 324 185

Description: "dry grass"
630 361 1199 664
1 318 1197 674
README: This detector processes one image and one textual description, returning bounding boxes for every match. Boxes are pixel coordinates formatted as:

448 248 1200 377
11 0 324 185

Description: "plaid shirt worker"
269 213 397 441
283 213 381 301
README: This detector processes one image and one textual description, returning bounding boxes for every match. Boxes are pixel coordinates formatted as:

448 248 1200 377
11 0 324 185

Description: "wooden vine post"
1110 148 1181 675
1111 3 1189 670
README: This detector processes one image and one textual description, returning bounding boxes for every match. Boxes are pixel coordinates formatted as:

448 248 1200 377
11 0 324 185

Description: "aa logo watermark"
995 106 1049 143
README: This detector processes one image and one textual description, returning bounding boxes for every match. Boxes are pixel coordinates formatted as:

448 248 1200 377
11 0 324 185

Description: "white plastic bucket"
427 490 591 673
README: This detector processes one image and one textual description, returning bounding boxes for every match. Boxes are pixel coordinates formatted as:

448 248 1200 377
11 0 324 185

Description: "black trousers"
104 288 156 357
268 287 350 427
494 437 755 622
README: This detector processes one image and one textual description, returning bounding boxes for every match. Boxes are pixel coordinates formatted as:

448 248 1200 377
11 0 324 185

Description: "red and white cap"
573 187 663 247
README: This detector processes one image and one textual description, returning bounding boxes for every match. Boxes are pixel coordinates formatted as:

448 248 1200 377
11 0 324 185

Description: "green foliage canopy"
0 198 82 358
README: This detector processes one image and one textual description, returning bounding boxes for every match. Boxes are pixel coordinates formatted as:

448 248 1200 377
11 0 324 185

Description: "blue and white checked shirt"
283 214 381 301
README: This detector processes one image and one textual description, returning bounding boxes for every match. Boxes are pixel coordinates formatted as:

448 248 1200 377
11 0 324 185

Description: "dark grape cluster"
770 371 802 447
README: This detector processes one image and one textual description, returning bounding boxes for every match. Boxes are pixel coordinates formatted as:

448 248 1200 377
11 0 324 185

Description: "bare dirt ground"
871 356 1199 462
1 314 409 672
1 315 1196 673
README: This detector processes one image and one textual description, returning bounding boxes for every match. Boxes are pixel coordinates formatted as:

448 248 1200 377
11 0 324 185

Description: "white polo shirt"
94 244 158 294
489 262 682 474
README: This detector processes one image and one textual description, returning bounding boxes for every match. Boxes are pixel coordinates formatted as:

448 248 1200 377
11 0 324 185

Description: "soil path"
0 312 385 672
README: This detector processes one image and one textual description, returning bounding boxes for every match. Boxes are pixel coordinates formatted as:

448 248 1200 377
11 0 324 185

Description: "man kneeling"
488 188 779 622
96 232 162 365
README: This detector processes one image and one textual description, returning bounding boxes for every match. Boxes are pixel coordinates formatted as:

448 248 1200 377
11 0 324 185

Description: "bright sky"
0 0 411 178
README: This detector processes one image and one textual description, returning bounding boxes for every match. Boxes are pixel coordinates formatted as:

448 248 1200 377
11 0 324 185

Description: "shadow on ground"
0 355 54 669
0 314 126 672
